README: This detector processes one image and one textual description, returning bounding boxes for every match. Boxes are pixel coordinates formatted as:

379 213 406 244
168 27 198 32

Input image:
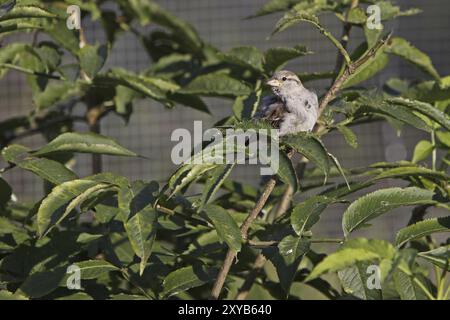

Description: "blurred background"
1 0 449 240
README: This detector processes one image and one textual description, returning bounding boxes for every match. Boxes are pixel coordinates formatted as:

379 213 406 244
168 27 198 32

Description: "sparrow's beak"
266 78 281 88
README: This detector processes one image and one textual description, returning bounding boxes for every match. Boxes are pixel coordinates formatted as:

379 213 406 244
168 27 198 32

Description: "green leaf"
338 261 382 300
128 1 203 53
328 152 350 189
283 133 330 182
307 248 379 282
35 42 62 71
264 46 311 73
386 37 440 82
56 293 93 300
199 164 235 210
220 46 264 72
306 238 395 281
232 88 262 120
271 10 319 36
395 217 450 247
45 20 80 56
33 81 81 110
180 74 252 97
96 68 176 106
418 245 450 271
412 140 433 163
376 1 421 20
393 269 430 300
371 166 449 183
436 131 450 148
37 179 112 236
342 43 389 88
249 0 299 18
125 207 158 276
0 177 11 208
337 124 358 149
0 290 28 300
0 5 57 22
364 24 383 49
203 204 242 253
79 43 108 79
278 235 310 264
2 144 78 184
161 265 217 298
387 97 450 131
18 267 67 299
340 7 367 24
33 132 138 157
275 150 298 191
291 195 334 236
342 187 437 236
0 43 31 78
167 163 218 198
169 93 210 114
271 10 350 66
66 260 119 280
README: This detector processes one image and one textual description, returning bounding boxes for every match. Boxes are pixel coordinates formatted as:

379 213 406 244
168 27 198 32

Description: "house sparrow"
257 70 319 136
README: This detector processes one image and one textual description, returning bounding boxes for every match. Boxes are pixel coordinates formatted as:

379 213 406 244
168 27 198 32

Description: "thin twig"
210 178 277 299
334 0 359 74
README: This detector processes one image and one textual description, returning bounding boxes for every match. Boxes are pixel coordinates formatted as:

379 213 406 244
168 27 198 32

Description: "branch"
210 33 391 300
210 178 277 299
334 0 360 73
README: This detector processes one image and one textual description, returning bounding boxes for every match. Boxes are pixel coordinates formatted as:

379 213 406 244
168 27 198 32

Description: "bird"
0 0 16 18
256 70 319 136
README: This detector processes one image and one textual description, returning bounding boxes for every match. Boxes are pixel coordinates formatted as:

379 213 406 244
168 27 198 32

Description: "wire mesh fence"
0 0 449 239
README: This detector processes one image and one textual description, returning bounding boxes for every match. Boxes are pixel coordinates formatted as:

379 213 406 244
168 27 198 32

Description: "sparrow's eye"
282 77 287 81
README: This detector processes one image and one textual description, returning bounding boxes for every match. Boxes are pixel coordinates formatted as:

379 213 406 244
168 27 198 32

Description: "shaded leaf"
199 164 235 210
418 245 450 271
412 140 433 163
291 195 334 236
387 97 450 131
264 45 311 73
180 74 252 97
79 43 108 79
220 46 264 72
125 207 158 276
37 179 112 236
386 37 440 82
338 260 382 300
203 204 242 253
33 132 138 157
161 265 217 298
283 133 330 182
2 144 78 184
395 217 450 247
306 239 395 281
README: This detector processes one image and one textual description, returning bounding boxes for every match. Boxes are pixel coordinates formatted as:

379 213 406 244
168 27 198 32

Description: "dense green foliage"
0 0 449 300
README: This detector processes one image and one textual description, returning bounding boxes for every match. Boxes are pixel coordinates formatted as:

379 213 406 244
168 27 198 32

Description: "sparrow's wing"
0 0 16 18
306 89 319 110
